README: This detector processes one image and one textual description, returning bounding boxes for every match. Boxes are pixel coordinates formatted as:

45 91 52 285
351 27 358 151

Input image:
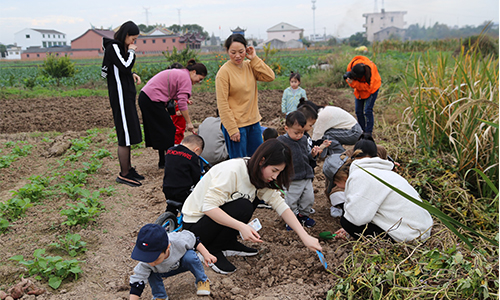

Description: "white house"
14 28 68 50
6 45 22 60
362 9 407 42
266 22 303 42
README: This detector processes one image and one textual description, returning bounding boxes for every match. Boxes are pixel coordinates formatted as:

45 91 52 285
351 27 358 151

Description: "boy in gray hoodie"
129 224 216 299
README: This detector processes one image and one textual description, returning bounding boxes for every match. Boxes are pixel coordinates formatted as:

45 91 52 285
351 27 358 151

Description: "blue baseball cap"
131 224 169 263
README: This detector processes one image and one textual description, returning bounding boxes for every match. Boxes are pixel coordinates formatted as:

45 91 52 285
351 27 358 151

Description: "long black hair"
114 21 140 51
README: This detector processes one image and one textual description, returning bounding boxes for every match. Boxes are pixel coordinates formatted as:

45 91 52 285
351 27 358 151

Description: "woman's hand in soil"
132 73 141 85
240 224 262 243
230 132 241 142
302 234 322 252
186 122 195 133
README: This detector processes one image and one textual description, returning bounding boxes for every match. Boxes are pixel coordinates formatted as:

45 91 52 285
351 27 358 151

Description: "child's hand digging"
196 243 218 267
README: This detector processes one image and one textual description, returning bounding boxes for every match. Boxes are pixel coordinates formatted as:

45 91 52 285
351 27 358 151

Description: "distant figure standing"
281 72 307 114
345 55 381 135
216 33 275 159
101 20 143 187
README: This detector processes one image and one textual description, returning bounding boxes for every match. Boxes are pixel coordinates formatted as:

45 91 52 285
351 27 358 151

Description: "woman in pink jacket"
139 59 207 169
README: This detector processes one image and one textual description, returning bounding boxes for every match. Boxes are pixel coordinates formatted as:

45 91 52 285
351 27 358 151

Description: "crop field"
0 40 498 299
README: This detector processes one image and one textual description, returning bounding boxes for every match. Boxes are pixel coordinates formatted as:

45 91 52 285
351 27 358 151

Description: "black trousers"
138 91 175 150
340 216 394 242
183 198 258 252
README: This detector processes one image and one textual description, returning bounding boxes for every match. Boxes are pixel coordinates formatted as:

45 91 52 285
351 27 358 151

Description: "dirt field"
0 87 366 299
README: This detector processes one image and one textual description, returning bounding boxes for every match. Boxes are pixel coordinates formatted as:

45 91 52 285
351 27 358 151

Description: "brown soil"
0 87 363 299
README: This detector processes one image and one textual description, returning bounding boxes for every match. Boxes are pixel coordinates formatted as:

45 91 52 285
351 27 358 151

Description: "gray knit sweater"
277 133 315 180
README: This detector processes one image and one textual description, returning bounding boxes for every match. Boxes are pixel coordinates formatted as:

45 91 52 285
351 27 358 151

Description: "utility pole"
177 9 181 26
143 7 150 26
312 0 316 42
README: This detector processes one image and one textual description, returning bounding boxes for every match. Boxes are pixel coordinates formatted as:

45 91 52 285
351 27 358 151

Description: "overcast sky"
1 0 498 45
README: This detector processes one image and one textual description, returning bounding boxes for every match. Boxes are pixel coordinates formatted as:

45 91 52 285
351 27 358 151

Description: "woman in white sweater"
337 134 433 242
182 139 322 274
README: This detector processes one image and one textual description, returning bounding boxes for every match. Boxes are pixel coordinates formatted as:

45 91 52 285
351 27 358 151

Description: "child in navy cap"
129 224 216 299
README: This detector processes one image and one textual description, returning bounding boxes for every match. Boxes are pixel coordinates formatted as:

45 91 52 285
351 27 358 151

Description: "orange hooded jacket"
346 55 381 100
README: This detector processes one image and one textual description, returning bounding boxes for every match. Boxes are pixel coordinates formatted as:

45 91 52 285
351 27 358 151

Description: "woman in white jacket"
337 134 433 242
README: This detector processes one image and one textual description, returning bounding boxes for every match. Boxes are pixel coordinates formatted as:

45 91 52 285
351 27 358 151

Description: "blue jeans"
355 89 379 134
148 249 207 299
221 122 263 159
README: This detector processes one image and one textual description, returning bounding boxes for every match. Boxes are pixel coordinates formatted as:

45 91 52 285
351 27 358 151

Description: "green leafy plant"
60 202 100 226
91 148 112 159
10 248 83 289
0 217 11 233
69 138 90 153
62 170 88 185
82 160 102 174
162 46 199 67
41 54 76 86
98 186 115 197
11 144 33 157
11 182 48 204
0 197 33 220
60 194 104 226
59 182 84 200
50 233 87 257
0 153 18 168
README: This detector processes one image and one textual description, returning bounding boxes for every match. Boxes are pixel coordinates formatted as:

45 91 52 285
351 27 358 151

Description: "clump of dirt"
0 87 368 299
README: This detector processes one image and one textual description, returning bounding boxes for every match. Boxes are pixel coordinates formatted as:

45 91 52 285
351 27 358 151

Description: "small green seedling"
50 233 87 257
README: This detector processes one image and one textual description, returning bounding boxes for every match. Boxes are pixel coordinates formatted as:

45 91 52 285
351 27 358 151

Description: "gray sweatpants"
321 123 363 157
284 179 314 216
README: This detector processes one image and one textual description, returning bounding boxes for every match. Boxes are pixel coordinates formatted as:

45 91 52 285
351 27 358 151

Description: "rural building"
267 22 303 42
137 26 186 54
230 26 246 36
258 22 304 49
19 25 191 60
263 39 304 49
363 9 407 42
373 26 406 42
23 46 72 60
6 45 22 59
178 32 204 49
14 28 67 50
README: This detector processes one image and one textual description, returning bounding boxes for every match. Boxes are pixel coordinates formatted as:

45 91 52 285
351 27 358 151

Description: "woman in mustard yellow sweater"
216 34 275 158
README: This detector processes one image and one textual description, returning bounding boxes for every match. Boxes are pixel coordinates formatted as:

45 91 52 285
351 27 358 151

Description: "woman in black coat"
102 20 143 187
